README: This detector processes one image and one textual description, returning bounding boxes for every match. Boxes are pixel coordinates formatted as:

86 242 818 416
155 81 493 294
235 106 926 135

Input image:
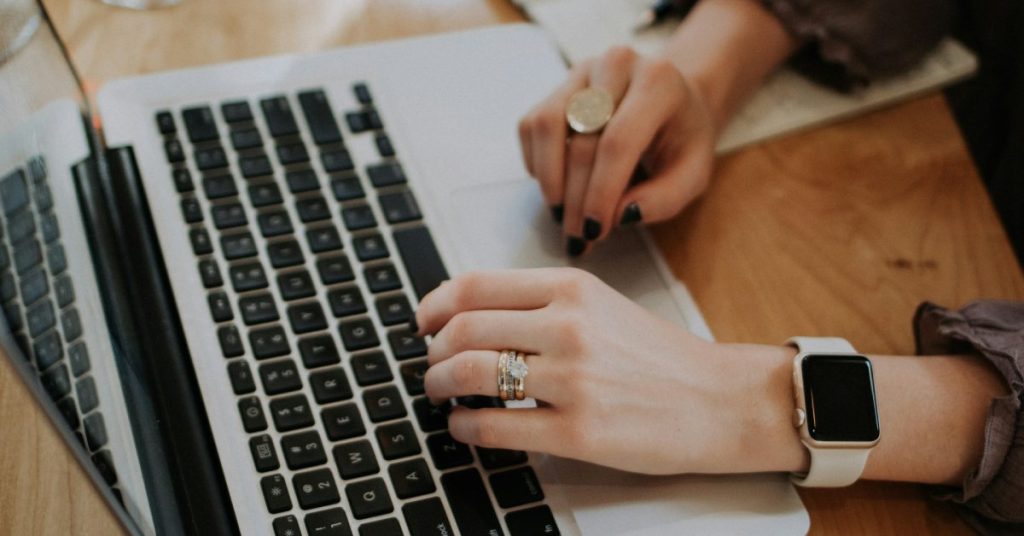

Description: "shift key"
441 468 502 536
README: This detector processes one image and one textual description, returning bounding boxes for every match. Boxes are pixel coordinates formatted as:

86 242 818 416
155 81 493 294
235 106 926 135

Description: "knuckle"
450 272 481 308
597 130 624 159
446 313 474 348
451 355 480 388
602 45 636 70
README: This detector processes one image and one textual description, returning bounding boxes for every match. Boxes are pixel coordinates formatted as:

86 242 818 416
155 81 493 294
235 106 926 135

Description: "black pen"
633 0 697 33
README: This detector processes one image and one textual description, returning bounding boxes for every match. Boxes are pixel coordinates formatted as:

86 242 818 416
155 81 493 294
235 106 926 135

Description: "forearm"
731 344 1007 485
658 0 798 135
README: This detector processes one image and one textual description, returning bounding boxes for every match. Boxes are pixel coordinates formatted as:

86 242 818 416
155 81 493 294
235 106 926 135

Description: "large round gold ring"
566 87 614 134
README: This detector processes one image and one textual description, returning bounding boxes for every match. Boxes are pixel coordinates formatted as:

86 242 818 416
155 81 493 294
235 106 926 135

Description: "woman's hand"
518 47 716 256
415 268 804 475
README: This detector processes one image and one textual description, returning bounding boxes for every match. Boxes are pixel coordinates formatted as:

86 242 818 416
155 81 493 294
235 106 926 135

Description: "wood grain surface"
0 0 1019 534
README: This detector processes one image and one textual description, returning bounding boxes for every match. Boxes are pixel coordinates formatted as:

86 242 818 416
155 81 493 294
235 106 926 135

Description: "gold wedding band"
498 350 529 401
566 87 614 134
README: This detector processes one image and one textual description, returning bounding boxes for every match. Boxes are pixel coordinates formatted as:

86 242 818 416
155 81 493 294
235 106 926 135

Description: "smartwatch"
788 336 879 487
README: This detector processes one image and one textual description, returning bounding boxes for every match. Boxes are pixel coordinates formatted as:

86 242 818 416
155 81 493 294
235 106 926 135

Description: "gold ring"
497 350 513 401
511 352 528 401
566 87 614 134
498 350 529 401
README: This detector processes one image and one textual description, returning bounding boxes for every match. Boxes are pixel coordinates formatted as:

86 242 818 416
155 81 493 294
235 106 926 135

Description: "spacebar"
393 226 449 300
441 469 503 536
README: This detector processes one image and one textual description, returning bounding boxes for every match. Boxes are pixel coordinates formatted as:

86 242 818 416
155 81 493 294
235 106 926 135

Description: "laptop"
0 2 808 534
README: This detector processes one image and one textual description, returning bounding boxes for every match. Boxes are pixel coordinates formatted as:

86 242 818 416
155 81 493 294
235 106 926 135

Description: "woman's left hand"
415 268 799 475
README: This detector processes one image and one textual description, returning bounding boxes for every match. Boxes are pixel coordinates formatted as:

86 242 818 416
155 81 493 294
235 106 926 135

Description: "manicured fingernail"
408 316 419 335
551 204 564 224
583 218 602 241
619 202 643 226
567 236 585 257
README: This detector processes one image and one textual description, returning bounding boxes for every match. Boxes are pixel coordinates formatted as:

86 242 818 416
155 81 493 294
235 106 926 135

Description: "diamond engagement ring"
498 350 529 401
510 352 528 401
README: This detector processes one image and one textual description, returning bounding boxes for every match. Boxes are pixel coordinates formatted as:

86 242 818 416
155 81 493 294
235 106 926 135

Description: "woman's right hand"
518 46 716 256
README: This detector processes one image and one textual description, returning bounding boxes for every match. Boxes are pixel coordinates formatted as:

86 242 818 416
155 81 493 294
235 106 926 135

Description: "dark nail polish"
408 316 419 335
619 202 643 226
583 218 602 241
551 204 564 224
567 236 586 257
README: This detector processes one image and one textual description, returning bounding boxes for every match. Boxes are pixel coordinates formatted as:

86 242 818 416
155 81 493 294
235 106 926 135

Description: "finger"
425 351 563 403
561 134 598 257
530 63 591 210
416 269 566 336
448 406 563 453
615 142 713 225
518 115 534 177
428 310 553 365
582 60 680 240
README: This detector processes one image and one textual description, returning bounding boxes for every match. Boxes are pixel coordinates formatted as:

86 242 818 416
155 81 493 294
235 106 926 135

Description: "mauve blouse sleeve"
759 0 957 88
914 300 1024 534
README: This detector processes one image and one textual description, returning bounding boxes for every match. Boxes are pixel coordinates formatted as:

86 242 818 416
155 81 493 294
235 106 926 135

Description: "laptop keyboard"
157 84 558 535
0 157 121 492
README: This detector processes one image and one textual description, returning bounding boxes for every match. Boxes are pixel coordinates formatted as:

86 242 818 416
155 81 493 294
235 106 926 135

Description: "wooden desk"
2 0 1020 533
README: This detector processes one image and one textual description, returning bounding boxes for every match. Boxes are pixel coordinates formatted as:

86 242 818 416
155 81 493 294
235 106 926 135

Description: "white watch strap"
787 336 856 355
791 448 871 488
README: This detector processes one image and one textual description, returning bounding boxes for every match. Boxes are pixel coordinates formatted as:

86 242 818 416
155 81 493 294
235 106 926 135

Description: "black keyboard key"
288 302 327 334
211 203 248 229
323 404 366 442
365 109 383 130
402 498 454 536
189 228 213 255
375 294 411 326
26 299 55 337
277 143 310 165
222 100 253 123
279 270 316 301
345 111 370 134
427 432 473 470
322 149 354 173
388 329 427 360
208 292 234 322
240 154 273 178
379 190 422 224
478 447 528 471
33 331 62 371
165 139 185 163
228 360 257 394
258 211 294 237
92 450 118 486
393 227 449 300
298 90 343 145
342 204 377 231
388 458 435 499
198 259 223 288
68 343 89 377
375 420 419 460
441 469 502 536
268 240 305 268
310 368 352 404
413 398 450 433
261 361 304 397
351 351 393 386
346 478 393 519
0 272 14 302
76 376 99 413
28 157 46 182
230 128 263 151
61 307 82 341
304 508 352 536
400 360 427 396
202 174 237 199
83 412 109 451
375 134 395 158
218 325 244 357
221 231 258 259
365 385 407 424
285 168 319 193
250 325 289 359
261 96 300 138
182 106 219 143
273 515 301 536
195 146 228 170
269 393 314 430
239 396 269 432
359 519 402 536
281 430 327 470
490 466 545 508
365 264 401 293
331 174 365 201
155 111 176 134
327 286 366 318
240 293 278 324
261 474 293 514
307 226 343 253
181 198 203 223
11 240 38 275
9 211 35 244
20 269 47 305
293 468 340 509
353 233 388 262
39 213 59 243
231 263 270 296
296 196 331 223
172 169 194 192
339 317 379 351
57 396 79 429
353 83 372 105
3 302 23 332
506 505 559 536
298 333 341 369
41 363 71 399
250 434 281 472
317 254 354 285
456 395 504 410
47 244 67 276
249 182 283 208
33 183 53 211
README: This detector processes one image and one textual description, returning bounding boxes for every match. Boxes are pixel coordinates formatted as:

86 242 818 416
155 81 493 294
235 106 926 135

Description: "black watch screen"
802 354 880 442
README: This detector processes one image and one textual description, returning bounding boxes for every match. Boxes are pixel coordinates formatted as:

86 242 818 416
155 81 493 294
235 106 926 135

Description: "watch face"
802 355 880 442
